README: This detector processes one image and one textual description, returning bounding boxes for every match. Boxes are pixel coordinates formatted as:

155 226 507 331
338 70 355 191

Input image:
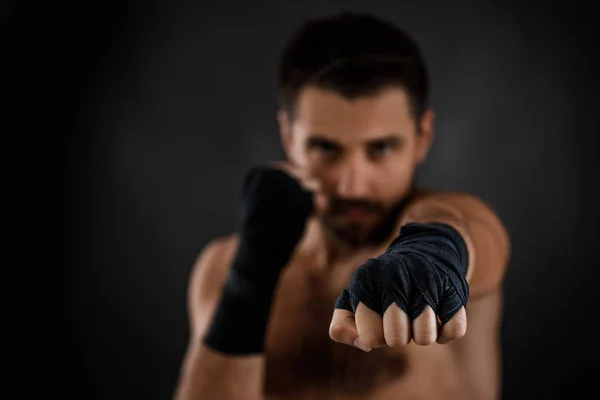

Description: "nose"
336 157 372 198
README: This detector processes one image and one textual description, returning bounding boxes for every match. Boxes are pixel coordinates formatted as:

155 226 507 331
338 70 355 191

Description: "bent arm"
399 192 511 298
174 237 264 400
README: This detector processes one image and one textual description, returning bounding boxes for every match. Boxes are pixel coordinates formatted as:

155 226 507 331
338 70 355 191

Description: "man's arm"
174 167 314 399
173 236 265 400
399 191 511 297
330 190 510 349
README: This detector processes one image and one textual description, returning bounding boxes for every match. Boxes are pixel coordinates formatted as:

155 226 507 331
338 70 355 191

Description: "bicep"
401 192 511 295
446 194 510 297
187 237 237 339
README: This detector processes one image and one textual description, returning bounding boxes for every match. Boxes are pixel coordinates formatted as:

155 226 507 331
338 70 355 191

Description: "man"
175 11 510 400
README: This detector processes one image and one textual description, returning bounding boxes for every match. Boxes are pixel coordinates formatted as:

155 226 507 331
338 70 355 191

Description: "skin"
174 86 511 400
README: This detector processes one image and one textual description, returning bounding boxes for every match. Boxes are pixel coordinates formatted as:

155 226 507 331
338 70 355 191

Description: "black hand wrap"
203 167 313 355
335 222 469 325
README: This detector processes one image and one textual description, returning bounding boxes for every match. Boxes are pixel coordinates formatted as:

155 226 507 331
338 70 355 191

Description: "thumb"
329 309 371 352
313 191 328 215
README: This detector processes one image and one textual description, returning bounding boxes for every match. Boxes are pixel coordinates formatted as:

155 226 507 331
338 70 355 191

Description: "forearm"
175 267 278 400
175 342 264 400
175 275 275 400
399 193 510 297
175 167 312 399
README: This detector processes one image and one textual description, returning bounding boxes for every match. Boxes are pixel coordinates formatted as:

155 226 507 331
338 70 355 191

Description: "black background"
30 0 599 397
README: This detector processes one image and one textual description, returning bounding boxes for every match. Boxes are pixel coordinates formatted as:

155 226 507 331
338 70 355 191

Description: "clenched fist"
329 222 470 351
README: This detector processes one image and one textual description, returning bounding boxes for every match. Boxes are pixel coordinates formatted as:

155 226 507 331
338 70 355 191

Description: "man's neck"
299 188 425 267
301 218 387 268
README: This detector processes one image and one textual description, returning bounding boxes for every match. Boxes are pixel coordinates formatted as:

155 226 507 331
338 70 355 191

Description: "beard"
320 188 415 247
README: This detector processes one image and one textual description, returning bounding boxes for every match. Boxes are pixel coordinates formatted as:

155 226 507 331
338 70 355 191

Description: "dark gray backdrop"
62 0 599 398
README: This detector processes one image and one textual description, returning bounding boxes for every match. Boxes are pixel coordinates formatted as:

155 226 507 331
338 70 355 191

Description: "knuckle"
361 331 385 347
385 333 410 347
328 322 347 342
413 332 436 345
447 323 467 338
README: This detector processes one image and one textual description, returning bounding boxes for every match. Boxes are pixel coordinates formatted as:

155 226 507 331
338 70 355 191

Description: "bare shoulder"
407 189 508 235
410 189 498 215
430 190 509 243
187 234 239 337
191 234 239 277
407 189 511 297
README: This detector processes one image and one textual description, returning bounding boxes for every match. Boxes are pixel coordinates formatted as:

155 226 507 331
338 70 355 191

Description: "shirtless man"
174 11 510 400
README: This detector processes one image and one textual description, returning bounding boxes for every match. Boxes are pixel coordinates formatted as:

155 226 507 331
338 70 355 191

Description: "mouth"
338 207 378 221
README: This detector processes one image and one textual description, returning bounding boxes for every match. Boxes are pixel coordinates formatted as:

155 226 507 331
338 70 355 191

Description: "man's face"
280 86 434 245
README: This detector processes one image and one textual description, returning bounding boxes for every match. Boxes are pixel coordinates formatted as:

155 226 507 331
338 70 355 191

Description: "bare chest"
260 242 502 399
263 256 412 398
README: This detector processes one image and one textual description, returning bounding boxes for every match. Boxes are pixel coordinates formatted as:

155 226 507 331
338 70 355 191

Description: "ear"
278 109 292 155
416 108 435 164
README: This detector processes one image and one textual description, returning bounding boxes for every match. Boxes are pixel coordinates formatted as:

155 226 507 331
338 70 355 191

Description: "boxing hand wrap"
335 223 469 325
203 167 314 355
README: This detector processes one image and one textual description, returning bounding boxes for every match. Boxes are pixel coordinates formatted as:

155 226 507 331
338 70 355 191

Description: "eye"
307 138 341 157
368 141 393 157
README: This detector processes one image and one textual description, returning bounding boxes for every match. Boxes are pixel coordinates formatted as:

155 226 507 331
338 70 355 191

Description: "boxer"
175 11 510 400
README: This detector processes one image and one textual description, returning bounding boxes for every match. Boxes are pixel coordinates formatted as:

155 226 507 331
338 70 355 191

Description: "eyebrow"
307 134 405 144
365 135 405 145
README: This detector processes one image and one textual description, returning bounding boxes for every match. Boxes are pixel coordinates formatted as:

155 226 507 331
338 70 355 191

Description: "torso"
208 189 505 399
263 236 503 400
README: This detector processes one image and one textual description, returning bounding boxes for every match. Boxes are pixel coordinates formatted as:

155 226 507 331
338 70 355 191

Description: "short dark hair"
277 12 429 123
